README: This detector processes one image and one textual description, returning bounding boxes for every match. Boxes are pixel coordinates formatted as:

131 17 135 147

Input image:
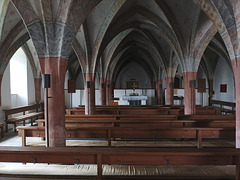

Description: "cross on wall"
132 83 138 91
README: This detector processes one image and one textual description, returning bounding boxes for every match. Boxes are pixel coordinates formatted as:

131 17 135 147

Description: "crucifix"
132 83 138 91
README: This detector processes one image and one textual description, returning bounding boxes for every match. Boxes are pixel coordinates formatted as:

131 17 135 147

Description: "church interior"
0 0 240 179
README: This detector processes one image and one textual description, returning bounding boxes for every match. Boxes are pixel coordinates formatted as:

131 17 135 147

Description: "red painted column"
232 59 240 148
84 73 95 114
157 80 163 105
39 58 67 147
99 78 106 105
166 77 174 105
106 80 112 105
34 78 42 104
183 72 197 115
0 74 2 106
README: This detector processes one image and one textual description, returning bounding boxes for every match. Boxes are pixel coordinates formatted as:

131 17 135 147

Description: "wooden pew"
37 118 235 128
0 146 239 179
179 114 235 120
16 126 235 148
65 114 178 121
66 108 183 115
209 99 235 114
68 105 222 116
4 104 44 132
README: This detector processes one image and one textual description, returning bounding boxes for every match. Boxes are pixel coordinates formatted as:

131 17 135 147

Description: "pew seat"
37 118 235 128
4 104 44 132
0 146 239 179
16 126 235 148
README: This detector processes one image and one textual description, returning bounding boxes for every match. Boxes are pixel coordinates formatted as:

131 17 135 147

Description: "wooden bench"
4 104 44 132
65 114 178 121
38 116 236 129
209 99 235 114
17 126 235 148
0 146 239 179
68 105 222 115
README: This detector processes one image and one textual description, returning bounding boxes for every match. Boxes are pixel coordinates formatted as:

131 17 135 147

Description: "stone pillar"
99 78 106 105
106 80 111 105
231 59 240 148
0 74 3 106
157 80 163 105
34 78 42 104
183 72 197 115
39 58 67 147
84 73 95 114
166 77 174 105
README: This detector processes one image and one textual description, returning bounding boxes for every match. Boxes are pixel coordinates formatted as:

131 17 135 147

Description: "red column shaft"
166 77 174 105
39 58 67 147
106 80 111 105
231 59 240 148
157 80 163 105
84 73 95 114
34 78 42 104
99 78 106 105
183 72 197 115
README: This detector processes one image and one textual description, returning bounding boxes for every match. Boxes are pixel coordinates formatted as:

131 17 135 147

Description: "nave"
0 105 238 180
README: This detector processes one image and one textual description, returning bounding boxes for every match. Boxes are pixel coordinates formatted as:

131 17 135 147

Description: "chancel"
122 82 148 105
0 0 240 179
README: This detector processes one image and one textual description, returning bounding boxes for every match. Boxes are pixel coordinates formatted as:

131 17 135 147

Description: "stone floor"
0 128 236 179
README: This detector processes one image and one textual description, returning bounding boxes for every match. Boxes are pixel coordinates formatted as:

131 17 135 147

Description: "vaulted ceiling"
0 0 239 83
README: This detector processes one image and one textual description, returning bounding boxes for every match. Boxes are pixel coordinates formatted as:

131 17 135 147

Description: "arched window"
10 48 28 107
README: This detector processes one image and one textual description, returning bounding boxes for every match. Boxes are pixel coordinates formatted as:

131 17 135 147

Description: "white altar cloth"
122 95 148 101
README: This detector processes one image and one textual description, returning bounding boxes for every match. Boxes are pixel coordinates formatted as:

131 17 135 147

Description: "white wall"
213 57 235 102
165 88 209 106
27 57 36 105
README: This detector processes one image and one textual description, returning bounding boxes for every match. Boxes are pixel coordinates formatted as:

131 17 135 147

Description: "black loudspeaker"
86 81 90 88
42 74 50 88
107 84 110 88
170 83 174 88
101 83 104 88
190 80 196 88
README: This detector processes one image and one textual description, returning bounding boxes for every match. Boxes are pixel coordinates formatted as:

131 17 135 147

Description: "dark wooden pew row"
35 114 235 129
65 114 178 120
67 108 183 115
37 118 236 128
0 146 239 179
68 105 223 115
179 114 235 120
209 99 235 114
179 114 236 127
16 126 235 148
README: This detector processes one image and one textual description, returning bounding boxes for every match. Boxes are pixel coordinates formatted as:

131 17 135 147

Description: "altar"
122 95 148 105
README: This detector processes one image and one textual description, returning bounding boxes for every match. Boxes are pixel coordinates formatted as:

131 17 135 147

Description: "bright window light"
10 48 28 106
